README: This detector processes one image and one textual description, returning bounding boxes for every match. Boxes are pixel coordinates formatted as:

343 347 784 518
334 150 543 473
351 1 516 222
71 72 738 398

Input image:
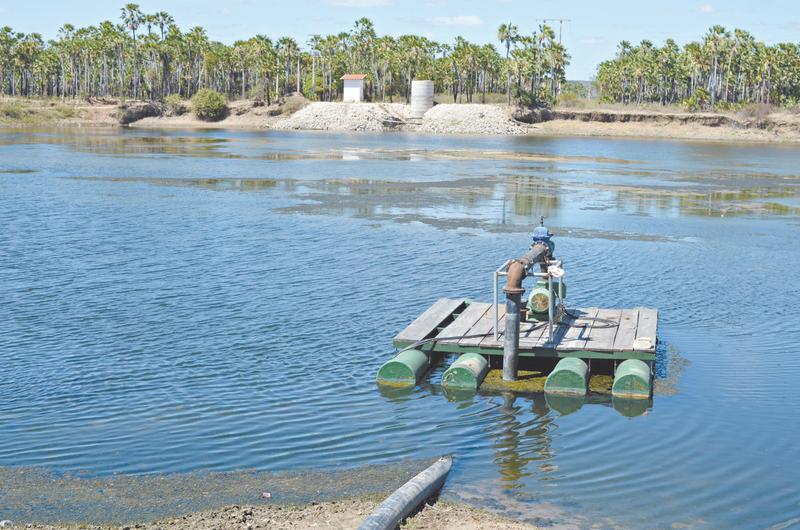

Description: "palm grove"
0 5 568 106
597 26 800 109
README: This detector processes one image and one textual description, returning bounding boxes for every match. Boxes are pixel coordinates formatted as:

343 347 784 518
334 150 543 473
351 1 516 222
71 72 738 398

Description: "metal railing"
493 258 564 343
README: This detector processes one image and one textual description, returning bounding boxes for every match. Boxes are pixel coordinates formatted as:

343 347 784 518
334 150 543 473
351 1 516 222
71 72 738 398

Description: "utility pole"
536 18 571 44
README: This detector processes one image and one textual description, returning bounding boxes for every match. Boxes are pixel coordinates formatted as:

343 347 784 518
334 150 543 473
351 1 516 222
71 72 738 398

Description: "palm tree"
277 37 298 95
154 12 174 41
121 3 144 98
0 11 570 104
497 22 518 105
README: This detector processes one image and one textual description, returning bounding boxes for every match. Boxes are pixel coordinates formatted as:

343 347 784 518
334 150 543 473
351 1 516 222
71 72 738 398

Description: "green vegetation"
0 5 568 106
480 369 613 394
0 99 79 124
190 89 226 120
163 93 187 115
597 26 800 110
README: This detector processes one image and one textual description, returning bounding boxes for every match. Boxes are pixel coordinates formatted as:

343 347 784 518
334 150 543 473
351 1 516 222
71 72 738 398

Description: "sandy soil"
531 117 800 143
16 499 538 530
133 99 284 129
4 96 800 143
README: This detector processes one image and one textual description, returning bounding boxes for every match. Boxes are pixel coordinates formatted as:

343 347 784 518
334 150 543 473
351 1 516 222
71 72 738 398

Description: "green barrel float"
441 353 489 391
612 359 651 399
544 357 589 395
376 349 429 387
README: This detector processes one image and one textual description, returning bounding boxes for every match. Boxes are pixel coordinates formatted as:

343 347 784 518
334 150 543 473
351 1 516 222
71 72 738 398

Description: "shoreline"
0 462 539 530
19 498 538 530
3 97 800 144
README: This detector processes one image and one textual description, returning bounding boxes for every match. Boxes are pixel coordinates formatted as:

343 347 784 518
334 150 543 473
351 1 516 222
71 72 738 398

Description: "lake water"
1 129 799 529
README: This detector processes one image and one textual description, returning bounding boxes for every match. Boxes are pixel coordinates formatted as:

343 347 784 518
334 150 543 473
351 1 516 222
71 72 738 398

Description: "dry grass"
556 93 587 108
0 98 80 124
552 100 689 114
266 93 310 116
736 103 775 127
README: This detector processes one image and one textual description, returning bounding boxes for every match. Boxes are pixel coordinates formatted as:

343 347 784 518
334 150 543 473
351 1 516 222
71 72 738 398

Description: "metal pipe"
547 274 554 343
502 242 550 381
503 293 522 381
503 243 548 295
493 270 499 340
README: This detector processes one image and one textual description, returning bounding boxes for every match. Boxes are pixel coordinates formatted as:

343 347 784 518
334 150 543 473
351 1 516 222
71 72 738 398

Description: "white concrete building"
341 74 366 102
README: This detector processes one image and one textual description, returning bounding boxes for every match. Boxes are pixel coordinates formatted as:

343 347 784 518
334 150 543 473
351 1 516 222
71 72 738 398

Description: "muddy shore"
4 96 800 143
0 462 538 530
17 499 537 530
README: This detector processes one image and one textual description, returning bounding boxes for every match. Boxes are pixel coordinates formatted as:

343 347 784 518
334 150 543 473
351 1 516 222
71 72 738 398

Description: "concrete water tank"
410 80 434 119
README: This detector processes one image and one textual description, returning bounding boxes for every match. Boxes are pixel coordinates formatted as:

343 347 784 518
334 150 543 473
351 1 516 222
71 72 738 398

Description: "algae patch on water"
0 168 37 174
480 369 613 395
481 369 547 393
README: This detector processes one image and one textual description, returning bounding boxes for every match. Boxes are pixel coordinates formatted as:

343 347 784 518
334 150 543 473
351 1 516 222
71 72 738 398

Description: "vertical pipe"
493 271 499 341
503 293 521 381
547 274 554 343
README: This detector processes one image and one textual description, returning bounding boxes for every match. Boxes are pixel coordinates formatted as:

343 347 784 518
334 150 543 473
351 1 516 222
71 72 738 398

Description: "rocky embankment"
273 102 528 135
272 102 409 132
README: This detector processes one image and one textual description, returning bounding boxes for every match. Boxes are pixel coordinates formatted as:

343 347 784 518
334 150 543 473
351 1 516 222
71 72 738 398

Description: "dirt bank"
0 97 119 127
18 499 537 530
4 96 800 142
520 106 800 142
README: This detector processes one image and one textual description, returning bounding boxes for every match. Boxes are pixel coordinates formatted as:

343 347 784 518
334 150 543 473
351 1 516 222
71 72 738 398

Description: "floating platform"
393 298 658 361
384 298 658 398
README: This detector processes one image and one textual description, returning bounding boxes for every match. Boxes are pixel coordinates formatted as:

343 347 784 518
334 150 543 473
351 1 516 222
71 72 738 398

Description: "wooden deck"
392 298 658 361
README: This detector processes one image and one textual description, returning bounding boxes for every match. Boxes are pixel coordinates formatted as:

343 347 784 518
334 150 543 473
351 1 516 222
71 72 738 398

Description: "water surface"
1 128 799 529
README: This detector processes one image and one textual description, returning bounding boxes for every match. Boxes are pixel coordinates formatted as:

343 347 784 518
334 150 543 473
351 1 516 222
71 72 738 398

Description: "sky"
2 0 800 79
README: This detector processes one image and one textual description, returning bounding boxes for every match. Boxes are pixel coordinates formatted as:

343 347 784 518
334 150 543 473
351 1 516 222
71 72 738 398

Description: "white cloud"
324 0 393 6
696 4 715 13
430 15 484 26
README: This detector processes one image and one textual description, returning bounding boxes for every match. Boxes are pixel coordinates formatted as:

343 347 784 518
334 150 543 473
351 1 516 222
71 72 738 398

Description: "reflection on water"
491 393 556 490
545 393 585 416
1 128 800 529
74 176 280 192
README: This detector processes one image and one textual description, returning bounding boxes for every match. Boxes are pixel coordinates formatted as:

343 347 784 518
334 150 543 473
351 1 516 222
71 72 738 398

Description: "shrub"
163 94 188 116
557 93 586 108
279 94 308 115
737 103 773 119
683 88 710 112
191 89 227 121
0 102 25 120
54 105 77 119
736 103 774 127
248 86 268 107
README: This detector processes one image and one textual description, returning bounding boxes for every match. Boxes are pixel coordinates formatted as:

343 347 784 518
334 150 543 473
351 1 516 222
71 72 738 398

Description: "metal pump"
531 216 554 253
493 218 567 381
